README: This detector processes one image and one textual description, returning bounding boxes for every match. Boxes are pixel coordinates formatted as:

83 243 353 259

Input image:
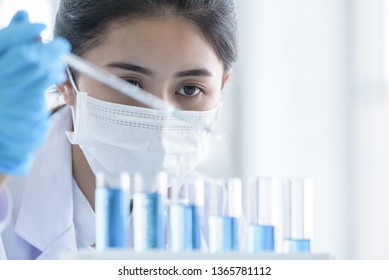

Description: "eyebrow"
107 62 154 76
107 62 214 78
175 69 213 78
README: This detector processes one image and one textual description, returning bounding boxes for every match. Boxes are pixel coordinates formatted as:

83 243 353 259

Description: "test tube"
247 177 279 253
169 177 204 252
95 172 130 251
282 178 314 253
132 172 167 252
208 178 241 253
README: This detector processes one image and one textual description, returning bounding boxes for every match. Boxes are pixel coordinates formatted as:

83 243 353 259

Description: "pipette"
63 53 220 138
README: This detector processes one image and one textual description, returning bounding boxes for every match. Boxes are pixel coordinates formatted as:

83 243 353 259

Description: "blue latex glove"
0 11 71 175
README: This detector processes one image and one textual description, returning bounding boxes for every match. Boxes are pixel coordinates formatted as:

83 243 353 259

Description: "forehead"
83 16 224 74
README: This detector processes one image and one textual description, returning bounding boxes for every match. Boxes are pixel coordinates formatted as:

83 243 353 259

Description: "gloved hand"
0 11 71 175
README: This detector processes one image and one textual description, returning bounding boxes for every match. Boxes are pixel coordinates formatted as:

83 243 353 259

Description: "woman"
0 0 238 259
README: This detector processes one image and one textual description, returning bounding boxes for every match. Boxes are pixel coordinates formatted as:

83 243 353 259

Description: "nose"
115 84 177 109
147 85 179 108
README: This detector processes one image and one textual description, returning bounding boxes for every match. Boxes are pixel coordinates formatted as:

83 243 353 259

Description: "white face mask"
66 78 222 184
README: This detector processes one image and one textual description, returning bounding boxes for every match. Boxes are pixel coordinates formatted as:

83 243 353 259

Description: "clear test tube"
247 177 279 253
132 172 168 252
169 177 204 252
282 178 314 253
208 178 241 253
95 172 130 251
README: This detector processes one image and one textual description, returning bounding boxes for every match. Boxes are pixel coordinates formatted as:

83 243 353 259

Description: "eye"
176 84 204 97
125 79 143 89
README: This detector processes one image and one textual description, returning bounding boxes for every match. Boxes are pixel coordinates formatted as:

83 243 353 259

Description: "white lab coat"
0 106 245 259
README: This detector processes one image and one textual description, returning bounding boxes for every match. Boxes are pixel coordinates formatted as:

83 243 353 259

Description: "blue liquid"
248 224 275 252
185 204 201 250
95 187 129 251
283 238 310 253
209 216 239 252
170 204 201 252
133 193 165 251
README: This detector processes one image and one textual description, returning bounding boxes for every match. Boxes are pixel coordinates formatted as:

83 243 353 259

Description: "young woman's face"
75 16 229 111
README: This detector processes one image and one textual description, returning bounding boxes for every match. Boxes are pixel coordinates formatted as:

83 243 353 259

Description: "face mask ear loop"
209 102 223 130
66 67 79 124
66 67 80 94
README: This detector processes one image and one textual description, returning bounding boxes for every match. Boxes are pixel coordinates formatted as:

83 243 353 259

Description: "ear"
57 79 76 106
221 71 232 90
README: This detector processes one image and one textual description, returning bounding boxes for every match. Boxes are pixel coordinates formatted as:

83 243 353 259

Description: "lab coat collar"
14 106 77 256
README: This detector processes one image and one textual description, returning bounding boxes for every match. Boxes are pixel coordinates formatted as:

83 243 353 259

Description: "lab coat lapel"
14 107 77 257
36 224 77 260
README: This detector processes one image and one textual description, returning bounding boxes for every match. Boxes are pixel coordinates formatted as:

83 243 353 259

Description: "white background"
1 0 389 260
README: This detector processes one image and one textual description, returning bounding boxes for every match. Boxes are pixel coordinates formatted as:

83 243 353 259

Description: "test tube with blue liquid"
132 172 167 252
247 177 279 253
282 178 314 253
208 178 241 253
169 177 204 252
95 172 130 251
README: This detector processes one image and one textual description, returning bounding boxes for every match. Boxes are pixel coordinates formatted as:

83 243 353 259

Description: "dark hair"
54 0 238 72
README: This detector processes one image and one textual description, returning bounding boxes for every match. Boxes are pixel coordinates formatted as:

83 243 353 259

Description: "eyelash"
123 78 206 97
176 84 205 97
124 79 143 89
